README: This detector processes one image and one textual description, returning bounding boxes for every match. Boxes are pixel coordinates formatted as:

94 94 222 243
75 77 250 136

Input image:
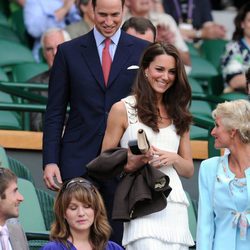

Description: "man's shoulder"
7 221 23 231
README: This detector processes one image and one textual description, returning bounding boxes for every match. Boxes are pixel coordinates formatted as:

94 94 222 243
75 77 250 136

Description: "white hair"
212 99 250 143
40 27 71 48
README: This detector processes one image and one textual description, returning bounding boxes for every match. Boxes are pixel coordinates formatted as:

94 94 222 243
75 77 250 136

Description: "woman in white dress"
102 42 194 249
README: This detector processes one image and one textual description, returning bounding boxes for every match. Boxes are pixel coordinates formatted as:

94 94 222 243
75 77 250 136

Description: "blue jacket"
197 155 250 250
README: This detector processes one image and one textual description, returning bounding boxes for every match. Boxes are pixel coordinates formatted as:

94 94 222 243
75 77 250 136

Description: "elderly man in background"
28 28 71 131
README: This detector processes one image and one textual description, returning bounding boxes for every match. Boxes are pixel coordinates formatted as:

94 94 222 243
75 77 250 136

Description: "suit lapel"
8 224 21 250
108 32 134 88
80 31 106 91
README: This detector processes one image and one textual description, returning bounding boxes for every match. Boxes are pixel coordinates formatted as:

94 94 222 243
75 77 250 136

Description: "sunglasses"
61 178 95 193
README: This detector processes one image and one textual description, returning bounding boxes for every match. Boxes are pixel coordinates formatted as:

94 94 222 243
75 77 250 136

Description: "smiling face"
211 117 232 149
93 0 123 37
0 181 24 224
144 54 176 98
65 197 95 234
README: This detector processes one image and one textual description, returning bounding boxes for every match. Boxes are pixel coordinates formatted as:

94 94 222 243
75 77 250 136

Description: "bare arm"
101 101 128 151
54 0 76 22
102 101 153 172
150 131 194 178
228 74 247 91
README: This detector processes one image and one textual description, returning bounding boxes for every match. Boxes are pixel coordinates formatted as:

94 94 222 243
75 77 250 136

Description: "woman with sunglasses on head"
40 177 123 250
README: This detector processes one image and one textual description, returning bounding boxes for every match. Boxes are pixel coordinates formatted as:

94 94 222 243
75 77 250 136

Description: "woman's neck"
228 143 250 177
69 230 92 250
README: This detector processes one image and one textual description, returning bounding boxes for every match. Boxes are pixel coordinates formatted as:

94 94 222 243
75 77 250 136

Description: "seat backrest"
0 39 34 68
0 24 21 43
10 8 32 48
190 100 213 119
8 156 35 184
0 66 9 81
18 178 47 232
12 62 48 82
200 39 228 71
36 189 55 231
0 146 10 168
0 91 22 130
188 77 205 93
0 12 10 27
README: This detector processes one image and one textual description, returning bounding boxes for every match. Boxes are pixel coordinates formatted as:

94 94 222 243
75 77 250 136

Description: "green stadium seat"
0 67 9 81
0 39 34 69
0 24 22 43
12 62 48 82
0 12 10 27
0 146 10 168
18 178 49 233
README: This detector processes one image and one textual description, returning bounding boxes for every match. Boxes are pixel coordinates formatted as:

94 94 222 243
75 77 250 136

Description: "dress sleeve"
196 160 215 250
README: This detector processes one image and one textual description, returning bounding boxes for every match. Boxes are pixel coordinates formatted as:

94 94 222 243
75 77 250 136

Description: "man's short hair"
0 168 17 199
92 0 125 9
122 17 156 41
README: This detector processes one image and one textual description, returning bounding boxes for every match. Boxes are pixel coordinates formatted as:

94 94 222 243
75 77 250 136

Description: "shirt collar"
93 26 121 47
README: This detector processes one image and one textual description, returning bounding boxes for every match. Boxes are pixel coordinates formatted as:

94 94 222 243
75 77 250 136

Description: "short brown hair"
122 17 156 41
92 0 125 9
0 168 17 199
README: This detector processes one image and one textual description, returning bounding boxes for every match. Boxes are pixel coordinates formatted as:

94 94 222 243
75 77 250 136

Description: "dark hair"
132 42 192 135
92 0 125 9
246 67 250 84
246 67 250 93
122 17 156 41
50 177 111 250
232 2 250 41
79 0 90 4
0 168 17 199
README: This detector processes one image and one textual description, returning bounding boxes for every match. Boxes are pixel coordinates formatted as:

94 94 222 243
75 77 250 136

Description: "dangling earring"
145 73 148 78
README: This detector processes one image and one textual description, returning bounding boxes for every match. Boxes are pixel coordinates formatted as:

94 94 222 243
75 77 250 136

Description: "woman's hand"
149 145 179 168
124 148 153 173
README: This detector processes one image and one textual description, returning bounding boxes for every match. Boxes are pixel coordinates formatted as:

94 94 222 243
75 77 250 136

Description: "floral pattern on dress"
216 156 249 240
221 39 250 87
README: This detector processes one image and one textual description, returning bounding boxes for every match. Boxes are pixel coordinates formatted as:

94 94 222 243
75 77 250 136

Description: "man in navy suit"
42 0 149 244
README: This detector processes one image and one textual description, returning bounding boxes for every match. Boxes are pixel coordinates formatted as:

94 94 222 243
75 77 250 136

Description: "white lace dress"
120 96 194 250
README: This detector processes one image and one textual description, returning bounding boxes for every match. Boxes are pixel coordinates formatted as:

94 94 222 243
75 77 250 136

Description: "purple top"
40 240 123 250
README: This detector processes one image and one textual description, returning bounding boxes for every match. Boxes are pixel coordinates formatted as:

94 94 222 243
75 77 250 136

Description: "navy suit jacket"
43 30 149 180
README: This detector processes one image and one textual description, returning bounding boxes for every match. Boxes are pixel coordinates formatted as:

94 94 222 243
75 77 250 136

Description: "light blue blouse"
197 155 250 250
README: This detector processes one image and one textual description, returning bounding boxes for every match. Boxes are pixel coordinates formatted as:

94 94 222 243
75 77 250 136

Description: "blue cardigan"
197 155 250 250
40 240 123 250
